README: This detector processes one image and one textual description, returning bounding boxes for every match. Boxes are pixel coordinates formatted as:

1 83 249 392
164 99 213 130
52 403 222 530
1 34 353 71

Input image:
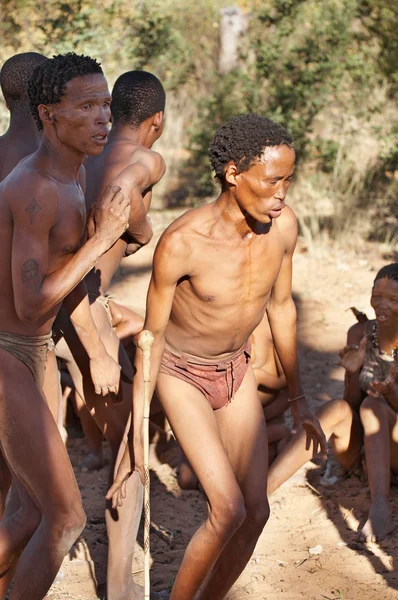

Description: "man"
109 114 327 600
54 70 166 600
0 52 130 600
0 51 48 520
0 52 47 182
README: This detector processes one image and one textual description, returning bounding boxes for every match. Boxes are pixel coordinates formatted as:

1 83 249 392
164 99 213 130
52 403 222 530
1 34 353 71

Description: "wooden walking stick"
137 330 155 600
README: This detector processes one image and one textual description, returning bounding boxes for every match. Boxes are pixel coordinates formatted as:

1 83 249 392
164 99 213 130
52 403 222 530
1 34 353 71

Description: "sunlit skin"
108 141 326 600
42 73 112 157
0 66 130 600
54 80 165 599
268 274 398 544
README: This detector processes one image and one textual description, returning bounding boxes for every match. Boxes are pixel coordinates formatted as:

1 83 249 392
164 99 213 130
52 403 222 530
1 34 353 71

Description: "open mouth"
92 133 108 146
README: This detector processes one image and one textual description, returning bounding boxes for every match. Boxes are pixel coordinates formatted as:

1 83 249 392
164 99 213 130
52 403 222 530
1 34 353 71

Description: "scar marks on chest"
25 198 42 225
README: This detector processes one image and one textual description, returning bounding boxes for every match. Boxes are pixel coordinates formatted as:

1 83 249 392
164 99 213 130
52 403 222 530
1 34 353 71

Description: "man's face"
234 145 296 223
49 73 111 156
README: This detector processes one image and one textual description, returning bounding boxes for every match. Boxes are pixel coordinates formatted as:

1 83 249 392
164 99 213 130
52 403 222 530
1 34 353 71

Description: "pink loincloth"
159 341 251 410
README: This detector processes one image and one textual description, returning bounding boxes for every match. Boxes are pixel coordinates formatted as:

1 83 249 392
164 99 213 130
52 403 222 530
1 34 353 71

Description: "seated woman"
267 263 398 543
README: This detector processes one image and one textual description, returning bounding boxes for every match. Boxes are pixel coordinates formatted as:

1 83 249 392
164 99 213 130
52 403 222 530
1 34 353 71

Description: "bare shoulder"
154 205 209 268
276 204 298 251
346 320 368 344
3 165 59 223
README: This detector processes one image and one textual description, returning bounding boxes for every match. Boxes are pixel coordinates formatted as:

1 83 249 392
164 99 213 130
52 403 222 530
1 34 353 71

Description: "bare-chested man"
55 70 166 600
0 52 46 182
0 52 131 600
109 114 327 600
0 52 48 518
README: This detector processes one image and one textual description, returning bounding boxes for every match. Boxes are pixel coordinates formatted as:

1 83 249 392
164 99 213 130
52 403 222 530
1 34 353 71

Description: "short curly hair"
209 114 293 182
28 52 103 131
0 52 46 112
374 263 398 285
111 70 165 129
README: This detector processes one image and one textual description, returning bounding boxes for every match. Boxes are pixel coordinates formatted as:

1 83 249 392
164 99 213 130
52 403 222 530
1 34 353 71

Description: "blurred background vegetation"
0 0 397 245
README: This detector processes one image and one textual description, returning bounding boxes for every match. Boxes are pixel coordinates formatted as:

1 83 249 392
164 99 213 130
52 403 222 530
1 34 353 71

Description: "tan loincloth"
0 331 54 390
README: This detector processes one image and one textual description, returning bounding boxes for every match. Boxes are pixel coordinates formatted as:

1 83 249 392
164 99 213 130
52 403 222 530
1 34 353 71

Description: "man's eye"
82 104 91 110
103 102 110 108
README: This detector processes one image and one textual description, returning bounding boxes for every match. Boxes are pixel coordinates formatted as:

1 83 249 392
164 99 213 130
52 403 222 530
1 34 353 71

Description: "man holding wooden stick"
108 114 326 600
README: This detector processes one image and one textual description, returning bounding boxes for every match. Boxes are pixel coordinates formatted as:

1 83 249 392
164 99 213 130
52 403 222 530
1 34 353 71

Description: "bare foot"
357 498 395 542
79 451 105 471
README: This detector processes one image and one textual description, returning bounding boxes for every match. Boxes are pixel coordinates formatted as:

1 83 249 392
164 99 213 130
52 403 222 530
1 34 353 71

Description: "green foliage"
0 0 397 242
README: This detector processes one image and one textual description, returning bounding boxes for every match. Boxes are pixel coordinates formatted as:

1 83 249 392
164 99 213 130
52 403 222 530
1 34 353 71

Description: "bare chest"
49 184 86 266
184 234 284 306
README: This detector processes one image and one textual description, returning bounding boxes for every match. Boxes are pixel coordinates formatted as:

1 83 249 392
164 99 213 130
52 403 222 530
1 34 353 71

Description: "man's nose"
95 105 111 124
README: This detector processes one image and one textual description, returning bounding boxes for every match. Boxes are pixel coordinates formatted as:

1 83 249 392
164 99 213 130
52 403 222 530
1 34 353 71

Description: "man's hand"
338 335 367 374
106 435 144 509
290 397 327 459
87 185 130 246
106 447 132 509
89 351 121 398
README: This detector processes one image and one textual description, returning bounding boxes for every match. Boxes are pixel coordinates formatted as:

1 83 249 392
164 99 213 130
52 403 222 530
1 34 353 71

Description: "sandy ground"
48 210 398 600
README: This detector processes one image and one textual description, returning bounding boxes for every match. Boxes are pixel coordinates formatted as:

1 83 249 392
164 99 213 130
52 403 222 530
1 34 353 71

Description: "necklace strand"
372 322 398 359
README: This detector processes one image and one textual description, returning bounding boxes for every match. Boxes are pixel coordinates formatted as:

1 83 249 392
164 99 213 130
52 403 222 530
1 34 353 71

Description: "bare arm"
115 151 166 249
266 209 301 399
266 208 326 456
106 229 189 504
342 323 367 410
11 179 129 323
63 281 122 395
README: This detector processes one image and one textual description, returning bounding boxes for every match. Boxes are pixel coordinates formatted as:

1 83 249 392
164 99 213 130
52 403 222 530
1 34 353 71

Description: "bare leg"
0 350 85 600
42 348 67 442
56 302 143 600
358 395 398 542
157 366 269 600
268 398 362 495
109 301 144 347
73 390 105 470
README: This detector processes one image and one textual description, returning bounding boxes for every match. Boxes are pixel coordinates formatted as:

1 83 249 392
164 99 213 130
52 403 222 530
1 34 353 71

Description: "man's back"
84 139 162 294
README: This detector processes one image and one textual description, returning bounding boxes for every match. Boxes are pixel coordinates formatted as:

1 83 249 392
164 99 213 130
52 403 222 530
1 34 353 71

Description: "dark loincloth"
159 341 251 410
0 331 54 390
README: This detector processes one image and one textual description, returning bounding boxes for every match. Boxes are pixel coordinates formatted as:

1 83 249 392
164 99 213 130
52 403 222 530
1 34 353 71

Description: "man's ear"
38 103 57 127
224 162 239 187
152 111 163 131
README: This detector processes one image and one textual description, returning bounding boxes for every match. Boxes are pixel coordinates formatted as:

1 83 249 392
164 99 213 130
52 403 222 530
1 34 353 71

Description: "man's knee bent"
245 497 270 532
45 502 86 546
209 493 246 537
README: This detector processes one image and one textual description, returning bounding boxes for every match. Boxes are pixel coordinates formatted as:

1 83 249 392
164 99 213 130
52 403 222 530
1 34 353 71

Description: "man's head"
28 52 111 156
1 52 47 114
111 71 165 143
210 114 295 223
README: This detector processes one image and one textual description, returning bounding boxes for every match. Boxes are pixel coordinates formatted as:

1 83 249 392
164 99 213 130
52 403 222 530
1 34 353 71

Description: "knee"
246 498 270 532
209 493 246 537
47 501 86 546
360 395 387 431
360 395 386 419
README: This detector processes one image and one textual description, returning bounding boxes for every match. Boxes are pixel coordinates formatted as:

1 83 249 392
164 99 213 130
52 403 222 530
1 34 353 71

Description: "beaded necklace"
372 322 398 359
